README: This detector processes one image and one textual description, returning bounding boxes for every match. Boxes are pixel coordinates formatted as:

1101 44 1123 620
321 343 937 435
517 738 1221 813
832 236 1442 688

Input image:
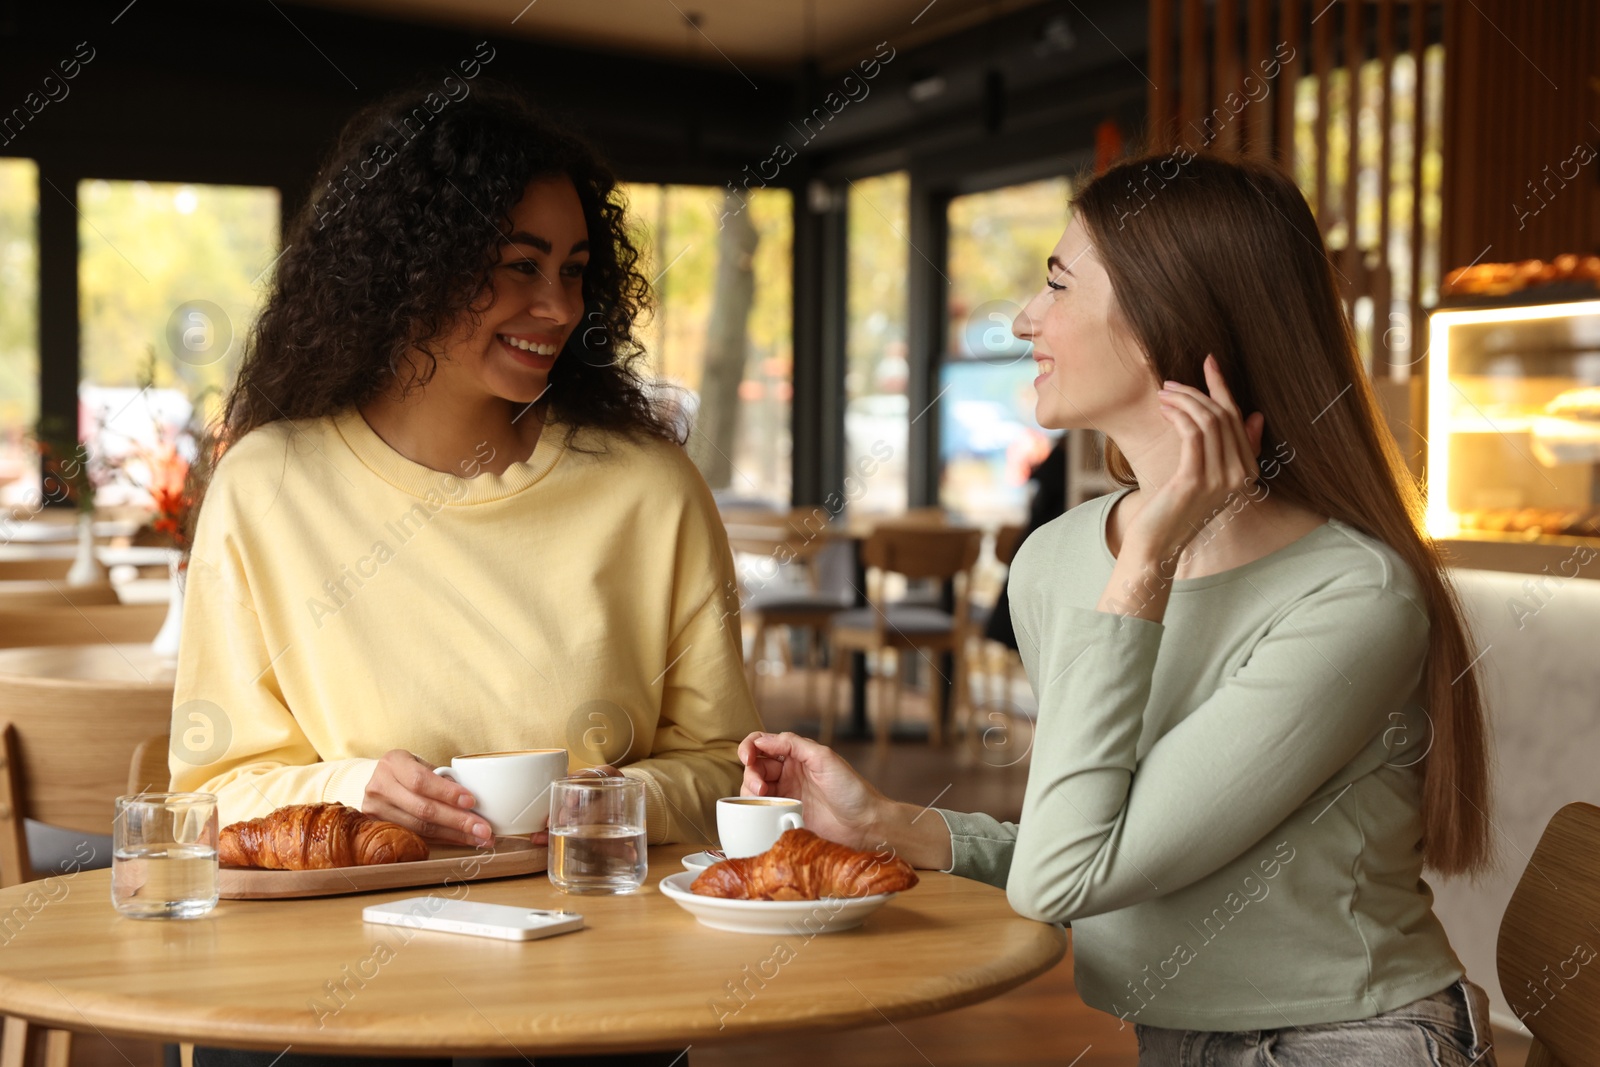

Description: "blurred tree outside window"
620 182 793 507
0 158 39 509
77 178 279 508
845 172 910 515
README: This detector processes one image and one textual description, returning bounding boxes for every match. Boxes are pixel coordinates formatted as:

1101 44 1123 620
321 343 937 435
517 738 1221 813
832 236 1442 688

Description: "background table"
0 842 1065 1058
0 642 176 687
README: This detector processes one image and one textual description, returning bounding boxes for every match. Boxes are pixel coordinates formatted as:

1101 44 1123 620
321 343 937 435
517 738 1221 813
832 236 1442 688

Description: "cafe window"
845 172 910 515
0 158 38 509
78 178 279 505
620 183 793 508
941 177 1065 525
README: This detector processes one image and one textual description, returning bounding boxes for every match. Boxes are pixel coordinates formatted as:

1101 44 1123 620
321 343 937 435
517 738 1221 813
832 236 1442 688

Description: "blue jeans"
1135 977 1497 1066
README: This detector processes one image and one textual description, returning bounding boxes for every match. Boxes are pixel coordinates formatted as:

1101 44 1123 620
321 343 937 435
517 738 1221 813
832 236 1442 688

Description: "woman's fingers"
367 793 484 847
1163 368 1259 490
1160 389 1224 485
1201 354 1240 417
1158 402 1207 513
1200 355 1264 469
366 750 492 845
1244 410 1265 458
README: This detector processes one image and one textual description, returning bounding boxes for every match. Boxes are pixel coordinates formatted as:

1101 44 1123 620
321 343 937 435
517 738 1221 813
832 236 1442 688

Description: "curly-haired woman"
168 80 755 1064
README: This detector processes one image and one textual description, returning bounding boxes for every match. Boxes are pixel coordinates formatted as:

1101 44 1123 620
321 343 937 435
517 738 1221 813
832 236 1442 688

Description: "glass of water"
112 792 219 919
548 776 647 894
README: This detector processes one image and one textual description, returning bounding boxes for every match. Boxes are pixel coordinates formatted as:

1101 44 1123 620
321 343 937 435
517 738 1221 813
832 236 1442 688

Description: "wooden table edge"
0 926 1067 1056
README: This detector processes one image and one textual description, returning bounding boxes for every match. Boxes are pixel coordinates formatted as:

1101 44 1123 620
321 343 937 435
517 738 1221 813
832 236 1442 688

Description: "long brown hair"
1074 151 1491 877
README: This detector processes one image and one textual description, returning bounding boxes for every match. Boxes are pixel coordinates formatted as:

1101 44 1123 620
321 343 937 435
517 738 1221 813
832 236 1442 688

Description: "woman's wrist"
866 798 955 872
1097 540 1177 622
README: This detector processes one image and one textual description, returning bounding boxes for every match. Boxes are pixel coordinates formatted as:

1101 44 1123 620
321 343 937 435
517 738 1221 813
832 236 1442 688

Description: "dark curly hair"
187 76 675 535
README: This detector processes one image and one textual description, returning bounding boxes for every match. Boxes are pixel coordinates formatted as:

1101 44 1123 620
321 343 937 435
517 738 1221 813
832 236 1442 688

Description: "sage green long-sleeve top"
935 487 1463 1031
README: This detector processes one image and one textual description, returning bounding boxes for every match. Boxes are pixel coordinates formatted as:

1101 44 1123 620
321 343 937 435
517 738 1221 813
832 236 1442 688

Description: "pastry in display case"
1426 298 1600 557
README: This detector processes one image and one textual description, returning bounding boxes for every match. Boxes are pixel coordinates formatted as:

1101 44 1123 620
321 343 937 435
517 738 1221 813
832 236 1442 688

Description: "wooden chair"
0 671 176 1067
824 524 982 756
0 603 166 650
128 733 173 795
724 509 849 718
1497 801 1600 1066
964 523 1030 756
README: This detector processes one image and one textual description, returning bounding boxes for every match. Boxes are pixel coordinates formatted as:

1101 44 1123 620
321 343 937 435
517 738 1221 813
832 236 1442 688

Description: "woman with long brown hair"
737 152 1497 1065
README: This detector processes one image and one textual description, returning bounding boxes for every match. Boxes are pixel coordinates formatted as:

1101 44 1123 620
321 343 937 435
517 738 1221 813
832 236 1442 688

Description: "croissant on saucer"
219 802 428 870
690 827 919 900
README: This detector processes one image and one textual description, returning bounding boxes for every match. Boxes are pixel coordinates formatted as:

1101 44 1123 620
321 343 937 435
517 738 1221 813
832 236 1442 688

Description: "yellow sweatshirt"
169 404 761 845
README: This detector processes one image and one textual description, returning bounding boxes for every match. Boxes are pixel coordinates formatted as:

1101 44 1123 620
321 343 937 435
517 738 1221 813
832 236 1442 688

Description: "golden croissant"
691 827 919 900
219 802 428 870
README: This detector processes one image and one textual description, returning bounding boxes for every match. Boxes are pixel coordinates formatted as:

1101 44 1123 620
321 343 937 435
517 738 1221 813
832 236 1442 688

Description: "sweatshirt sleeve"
616 464 764 845
168 458 378 824
998 585 1428 924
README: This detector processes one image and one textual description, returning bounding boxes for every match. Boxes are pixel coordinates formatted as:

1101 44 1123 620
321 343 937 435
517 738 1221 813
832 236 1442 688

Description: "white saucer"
681 851 722 872
657 870 898 934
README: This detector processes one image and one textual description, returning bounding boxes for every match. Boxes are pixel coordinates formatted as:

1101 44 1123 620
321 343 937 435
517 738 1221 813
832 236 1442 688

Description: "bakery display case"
1426 297 1600 573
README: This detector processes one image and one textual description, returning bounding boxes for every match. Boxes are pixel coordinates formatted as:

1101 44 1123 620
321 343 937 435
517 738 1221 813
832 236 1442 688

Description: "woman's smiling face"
1012 215 1156 431
442 174 590 404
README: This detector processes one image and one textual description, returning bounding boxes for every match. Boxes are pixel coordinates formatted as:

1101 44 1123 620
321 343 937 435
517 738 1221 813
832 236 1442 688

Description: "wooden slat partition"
1311 0 1332 224
1180 0 1206 148
1245 0 1271 156
1341 0 1362 287
1277 0 1301 171
1212 0 1240 152
1440 0 1600 269
1373 0 1395 373
1146 0 1445 384
1408 0 1426 380
1148 0 1174 148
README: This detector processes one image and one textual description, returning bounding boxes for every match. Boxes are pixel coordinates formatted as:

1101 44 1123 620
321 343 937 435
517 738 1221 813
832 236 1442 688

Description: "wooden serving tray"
219 837 548 900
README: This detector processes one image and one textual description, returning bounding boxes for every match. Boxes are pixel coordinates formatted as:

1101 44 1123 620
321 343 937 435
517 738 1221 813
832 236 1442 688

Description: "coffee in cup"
716 795 803 858
434 749 569 836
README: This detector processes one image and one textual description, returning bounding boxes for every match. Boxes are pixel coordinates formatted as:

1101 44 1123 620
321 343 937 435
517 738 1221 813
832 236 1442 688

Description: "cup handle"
434 767 459 783
781 812 804 832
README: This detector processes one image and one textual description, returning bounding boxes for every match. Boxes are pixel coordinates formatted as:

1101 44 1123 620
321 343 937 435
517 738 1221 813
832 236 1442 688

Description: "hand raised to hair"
1123 353 1265 564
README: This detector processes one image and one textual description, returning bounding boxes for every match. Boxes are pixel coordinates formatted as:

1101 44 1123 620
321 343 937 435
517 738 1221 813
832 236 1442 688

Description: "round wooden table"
0 580 122 611
0 843 1065 1057
0 642 176 686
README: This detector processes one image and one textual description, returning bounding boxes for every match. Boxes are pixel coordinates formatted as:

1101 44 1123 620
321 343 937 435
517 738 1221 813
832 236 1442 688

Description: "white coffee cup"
433 749 569 836
716 796 804 859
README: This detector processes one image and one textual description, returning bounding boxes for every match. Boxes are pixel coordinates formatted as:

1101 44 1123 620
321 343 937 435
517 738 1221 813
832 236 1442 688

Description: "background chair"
824 524 981 757
1497 801 1600 1067
724 508 850 717
128 733 174 796
964 523 1030 757
0 667 175 1067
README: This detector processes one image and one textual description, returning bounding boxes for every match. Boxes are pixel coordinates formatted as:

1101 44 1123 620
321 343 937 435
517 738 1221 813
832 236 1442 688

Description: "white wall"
1431 566 1600 1032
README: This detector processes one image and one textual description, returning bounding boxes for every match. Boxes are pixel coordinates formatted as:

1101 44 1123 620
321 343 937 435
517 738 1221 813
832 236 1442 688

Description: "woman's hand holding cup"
736 731 888 852
737 732 956 871
365 749 616 848
363 749 494 848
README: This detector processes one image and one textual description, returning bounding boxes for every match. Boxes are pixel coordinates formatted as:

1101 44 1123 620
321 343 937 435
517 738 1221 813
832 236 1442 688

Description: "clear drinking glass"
548 776 647 894
112 792 219 919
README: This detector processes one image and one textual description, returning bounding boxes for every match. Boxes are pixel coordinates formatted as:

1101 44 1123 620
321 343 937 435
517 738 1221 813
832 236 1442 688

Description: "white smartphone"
362 896 585 942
